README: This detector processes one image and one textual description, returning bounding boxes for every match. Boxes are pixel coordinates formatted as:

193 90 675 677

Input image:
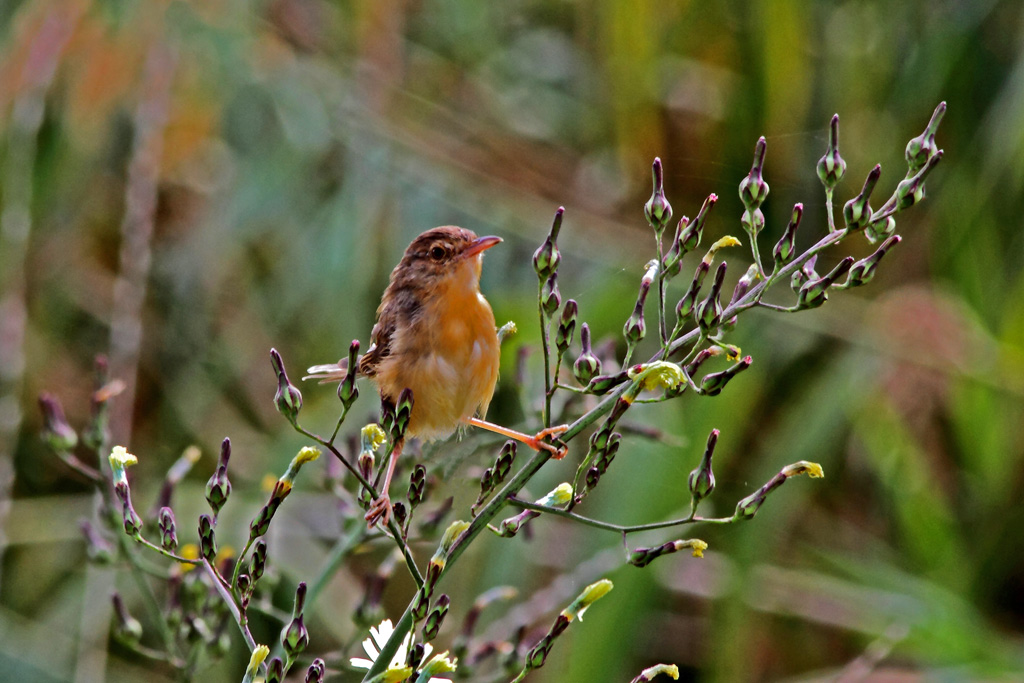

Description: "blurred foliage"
1 0 1023 681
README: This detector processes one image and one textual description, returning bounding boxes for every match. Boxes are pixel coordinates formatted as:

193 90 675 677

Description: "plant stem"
539 281 553 428
507 499 737 533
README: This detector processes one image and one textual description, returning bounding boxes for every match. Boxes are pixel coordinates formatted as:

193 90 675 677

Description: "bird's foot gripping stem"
467 418 569 459
364 493 393 529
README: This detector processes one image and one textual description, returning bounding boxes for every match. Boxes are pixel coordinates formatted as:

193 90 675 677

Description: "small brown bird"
308 226 566 527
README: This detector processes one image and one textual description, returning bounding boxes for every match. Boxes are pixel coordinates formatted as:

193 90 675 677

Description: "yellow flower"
628 361 685 392
295 446 321 465
782 461 825 479
361 424 387 452
564 578 613 621
536 483 573 507
109 445 138 469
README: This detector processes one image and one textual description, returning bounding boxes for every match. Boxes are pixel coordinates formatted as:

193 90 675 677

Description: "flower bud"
662 217 687 278
533 207 564 279
631 664 682 682
680 194 717 253
865 215 896 245
338 340 360 409
541 273 561 318
243 645 270 683
695 262 727 332
423 593 451 640
112 593 143 646
305 658 326 683
688 429 718 502
246 539 267 584
773 203 803 269
205 438 232 516
394 387 415 441
738 137 770 211
270 348 302 423
495 440 517 483
266 657 284 683
282 582 309 657
895 150 943 210
790 255 819 293
158 506 178 551
38 393 77 452
80 520 114 564
846 235 901 288
675 261 709 324
198 514 217 561
624 260 657 345
740 207 765 237
796 257 854 310
407 642 425 670
572 323 601 384
817 113 847 190
555 299 578 355
629 539 708 567
843 164 881 231
905 101 946 173
408 464 427 508
700 355 752 396
644 157 673 233
729 264 760 307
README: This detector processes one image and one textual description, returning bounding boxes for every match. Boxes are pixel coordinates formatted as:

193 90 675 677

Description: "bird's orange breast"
372 260 500 439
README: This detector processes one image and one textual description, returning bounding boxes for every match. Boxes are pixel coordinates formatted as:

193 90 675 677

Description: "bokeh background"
2 0 1023 681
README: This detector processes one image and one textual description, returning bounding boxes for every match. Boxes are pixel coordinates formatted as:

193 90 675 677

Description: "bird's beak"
462 235 502 259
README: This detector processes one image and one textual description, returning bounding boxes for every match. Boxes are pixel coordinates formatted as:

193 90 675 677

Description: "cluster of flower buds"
541 273 561 318
739 137 769 240
734 461 824 520
407 463 427 509
496 484 572 537
572 323 601 384
905 101 946 174
817 114 847 192
644 158 673 235
773 204 803 270
392 388 414 443
205 438 232 516
521 580 613 675
472 440 517 515
555 299 577 358
338 340 359 410
533 207 563 280
249 447 321 540
281 582 309 659
248 539 268 583
270 348 302 424
688 429 718 508
578 428 622 500
795 257 854 311
628 538 708 568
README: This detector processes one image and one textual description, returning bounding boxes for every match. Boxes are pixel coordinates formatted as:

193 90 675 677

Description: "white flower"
350 619 453 682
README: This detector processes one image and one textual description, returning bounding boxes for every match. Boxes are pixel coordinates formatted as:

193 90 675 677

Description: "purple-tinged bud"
38 393 77 452
644 157 673 233
282 582 309 657
266 657 284 683
695 262 727 333
700 356 752 396
392 501 407 529
729 264 760 307
843 165 881 231
895 150 943 210
629 538 708 567
773 204 803 269
555 299 578 355
158 507 178 551
865 215 896 245
675 261 710 324
198 514 217 561
411 584 433 622
249 539 268 582
305 658 326 683
394 387 415 441
662 217 687 278
905 101 946 173
541 273 561 318
119 491 143 537
739 137 770 211
796 257 854 310
846 235 901 287
112 593 143 645
205 438 232 515
270 348 302 423
688 429 718 502
790 255 819 293
681 194 718 252
624 261 656 345
495 440 517 483
740 208 765 237
408 464 427 508
533 207 564 280
338 339 360 409
817 114 847 190
573 324 601 385
422 593 451 640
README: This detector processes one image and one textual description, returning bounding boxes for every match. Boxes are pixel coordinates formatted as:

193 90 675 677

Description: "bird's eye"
430 246 447 261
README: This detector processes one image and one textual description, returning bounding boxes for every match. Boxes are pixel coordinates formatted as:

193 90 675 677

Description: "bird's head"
394 226 502 293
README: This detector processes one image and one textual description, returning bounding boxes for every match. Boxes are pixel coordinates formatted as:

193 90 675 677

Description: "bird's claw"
365 494 392 529
528 425 569 460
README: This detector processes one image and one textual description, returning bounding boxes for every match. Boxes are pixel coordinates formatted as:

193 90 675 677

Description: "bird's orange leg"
467 417 569 459
365 439 402 529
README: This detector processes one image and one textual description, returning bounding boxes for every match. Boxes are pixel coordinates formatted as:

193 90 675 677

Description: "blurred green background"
2 0 1023 681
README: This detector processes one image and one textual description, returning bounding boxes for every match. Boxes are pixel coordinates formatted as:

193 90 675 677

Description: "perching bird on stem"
307 226 567 528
